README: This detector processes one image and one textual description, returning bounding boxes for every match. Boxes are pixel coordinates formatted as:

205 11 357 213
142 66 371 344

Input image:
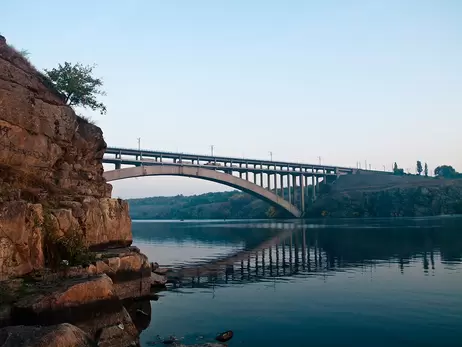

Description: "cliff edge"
0 36 131 280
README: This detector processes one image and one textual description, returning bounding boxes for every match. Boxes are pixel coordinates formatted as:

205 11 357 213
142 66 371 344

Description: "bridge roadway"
104 147 354 175
103 147 358 218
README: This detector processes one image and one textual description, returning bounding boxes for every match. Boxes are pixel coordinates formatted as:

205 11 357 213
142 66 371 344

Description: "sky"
3 0 462 198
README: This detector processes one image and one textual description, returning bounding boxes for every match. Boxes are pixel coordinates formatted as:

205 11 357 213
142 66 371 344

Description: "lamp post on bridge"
317 156 322 165
210 145 215 156
269 151 273 161
137 137 141 151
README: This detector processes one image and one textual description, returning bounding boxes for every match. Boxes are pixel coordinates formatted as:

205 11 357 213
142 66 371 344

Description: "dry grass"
76 114 97 126
0 40 66 104
1 42 37 73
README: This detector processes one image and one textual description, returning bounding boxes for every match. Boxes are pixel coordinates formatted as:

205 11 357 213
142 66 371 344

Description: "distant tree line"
393 161 461 179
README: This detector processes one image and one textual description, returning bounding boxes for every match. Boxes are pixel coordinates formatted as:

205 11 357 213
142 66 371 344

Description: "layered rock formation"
0 37 132 280
0 36 168 346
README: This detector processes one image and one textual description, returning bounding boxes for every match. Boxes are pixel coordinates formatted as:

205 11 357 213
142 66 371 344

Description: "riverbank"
127 173 462 220
0 246 168 346
305 172 462 217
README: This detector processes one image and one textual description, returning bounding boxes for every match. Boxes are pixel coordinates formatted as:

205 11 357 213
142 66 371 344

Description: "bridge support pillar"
292 175 297 206
280 174 284 199
267 174 271 190
300 174 305 213
287 175 292 204
312 175 316 201
274 173 278 196
115 162 121 170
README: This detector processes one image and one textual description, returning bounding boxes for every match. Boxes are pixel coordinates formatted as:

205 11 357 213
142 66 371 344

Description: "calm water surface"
132 217 462 347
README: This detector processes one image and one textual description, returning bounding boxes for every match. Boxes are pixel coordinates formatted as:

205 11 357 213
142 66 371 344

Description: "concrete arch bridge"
103 147 357 218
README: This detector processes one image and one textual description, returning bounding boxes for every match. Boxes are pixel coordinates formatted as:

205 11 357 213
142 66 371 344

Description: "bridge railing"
106 146 355 171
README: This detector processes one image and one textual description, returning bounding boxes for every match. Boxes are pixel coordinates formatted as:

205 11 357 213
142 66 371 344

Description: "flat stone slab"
0 323 94 347
14 274 115 314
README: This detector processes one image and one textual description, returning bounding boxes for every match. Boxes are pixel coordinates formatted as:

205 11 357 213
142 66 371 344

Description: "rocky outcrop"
3 273 149 346
0 323 94 347
92 247 154 299
12 274 116 320
0 35 163 347
0 37 132 280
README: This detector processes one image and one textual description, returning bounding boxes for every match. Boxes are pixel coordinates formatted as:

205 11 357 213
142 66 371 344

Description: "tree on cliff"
393 162 404 176
434 165 459 178
416 161 423 175
44 62 107 115
424 163 428 177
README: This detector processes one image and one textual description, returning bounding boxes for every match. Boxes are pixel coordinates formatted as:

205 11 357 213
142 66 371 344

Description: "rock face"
93 247 153 299
0 38 132 280
0 323 94 347
12 274 116 320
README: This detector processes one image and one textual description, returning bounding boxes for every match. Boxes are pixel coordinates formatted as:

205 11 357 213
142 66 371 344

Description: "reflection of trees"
166 218 462 288
132 221 290 249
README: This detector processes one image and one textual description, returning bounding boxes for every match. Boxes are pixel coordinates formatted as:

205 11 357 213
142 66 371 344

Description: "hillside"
128 191 271 219
306 172 462 218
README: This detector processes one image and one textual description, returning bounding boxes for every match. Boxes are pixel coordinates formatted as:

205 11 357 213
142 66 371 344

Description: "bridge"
103 147 357 217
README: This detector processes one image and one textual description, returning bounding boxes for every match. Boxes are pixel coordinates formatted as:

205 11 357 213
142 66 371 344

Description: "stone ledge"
0 323 94 347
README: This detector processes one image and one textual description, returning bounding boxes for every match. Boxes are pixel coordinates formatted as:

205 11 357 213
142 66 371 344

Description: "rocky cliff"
0 37 131 280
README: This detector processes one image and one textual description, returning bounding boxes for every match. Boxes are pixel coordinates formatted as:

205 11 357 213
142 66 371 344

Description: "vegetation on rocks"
42 210 94 269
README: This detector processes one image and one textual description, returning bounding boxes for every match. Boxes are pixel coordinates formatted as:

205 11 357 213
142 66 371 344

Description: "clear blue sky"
3 0 462 198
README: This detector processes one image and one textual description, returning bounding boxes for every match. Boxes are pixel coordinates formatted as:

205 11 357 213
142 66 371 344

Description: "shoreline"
0 246 168 346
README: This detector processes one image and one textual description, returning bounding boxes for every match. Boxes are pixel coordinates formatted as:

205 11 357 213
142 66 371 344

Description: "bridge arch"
104 166 301 217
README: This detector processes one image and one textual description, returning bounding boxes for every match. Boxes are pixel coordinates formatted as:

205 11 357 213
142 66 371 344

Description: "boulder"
92 249 152 299
154 267 169 275
151 273 167 287
125 299 151 333
12 274 116 323
0 323 94 347
150 262 159 272
85 306 138 347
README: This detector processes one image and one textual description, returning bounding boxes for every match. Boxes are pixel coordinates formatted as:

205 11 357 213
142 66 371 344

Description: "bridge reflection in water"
132 218 462 290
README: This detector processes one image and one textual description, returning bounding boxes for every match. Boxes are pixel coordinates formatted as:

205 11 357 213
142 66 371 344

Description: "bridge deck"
105 146 356 174
103 158 338 176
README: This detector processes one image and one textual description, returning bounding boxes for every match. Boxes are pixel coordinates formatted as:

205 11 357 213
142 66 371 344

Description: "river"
132 217 462 347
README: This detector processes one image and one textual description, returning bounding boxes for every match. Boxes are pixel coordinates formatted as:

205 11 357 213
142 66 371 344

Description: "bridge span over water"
103 147 358 217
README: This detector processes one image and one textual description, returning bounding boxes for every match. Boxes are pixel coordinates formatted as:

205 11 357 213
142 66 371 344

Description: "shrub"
42 211 94 269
